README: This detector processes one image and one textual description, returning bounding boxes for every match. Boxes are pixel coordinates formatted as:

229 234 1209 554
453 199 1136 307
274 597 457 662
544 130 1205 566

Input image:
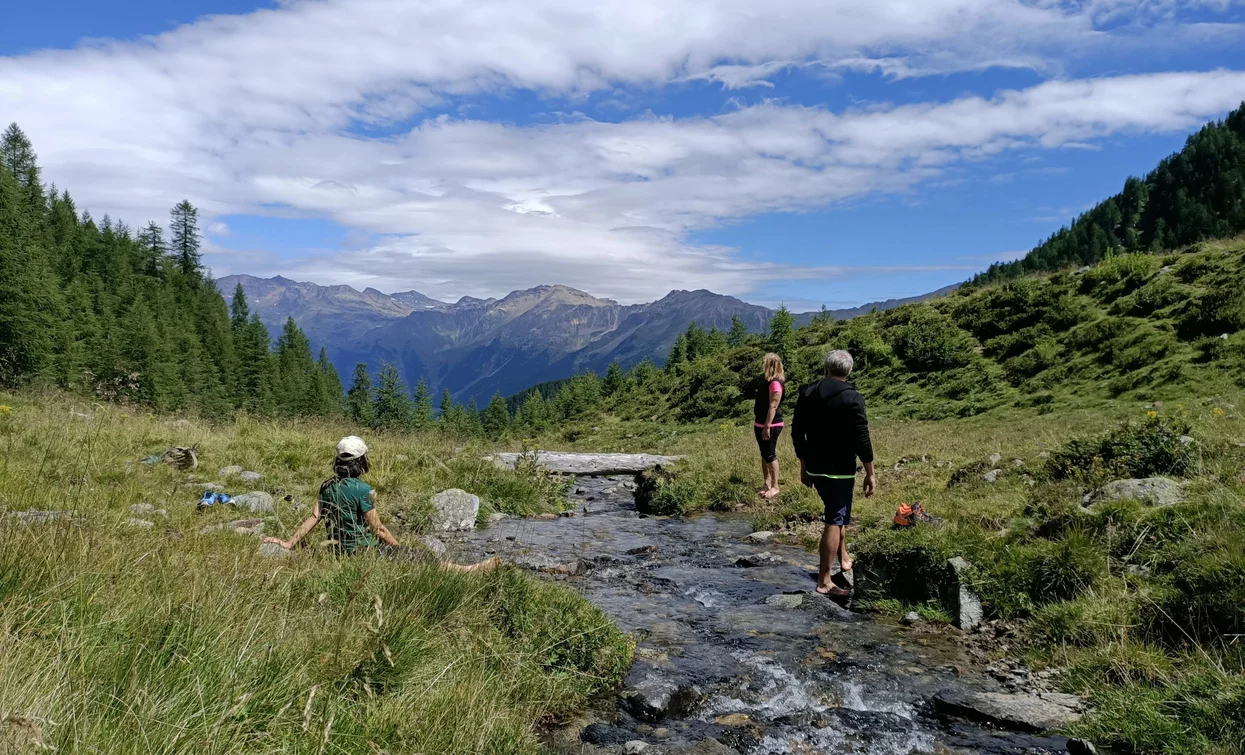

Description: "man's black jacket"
790 378 874 476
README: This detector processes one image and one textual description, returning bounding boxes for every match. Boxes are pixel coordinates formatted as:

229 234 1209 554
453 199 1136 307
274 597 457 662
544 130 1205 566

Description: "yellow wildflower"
1146 410 1158 419
1212 407 1226 417
0 405 11 415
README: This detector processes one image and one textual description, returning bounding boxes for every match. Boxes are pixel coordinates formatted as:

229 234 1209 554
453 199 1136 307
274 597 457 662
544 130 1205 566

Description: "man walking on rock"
792 349 877 596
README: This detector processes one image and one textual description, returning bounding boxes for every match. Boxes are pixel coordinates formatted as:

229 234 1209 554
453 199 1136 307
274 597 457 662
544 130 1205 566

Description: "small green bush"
1045 415 1197 481
1081 254 1159 299
886 308 974 372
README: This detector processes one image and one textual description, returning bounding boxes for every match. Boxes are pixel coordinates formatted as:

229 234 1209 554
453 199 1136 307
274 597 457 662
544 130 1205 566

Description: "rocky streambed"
445 459 1090 755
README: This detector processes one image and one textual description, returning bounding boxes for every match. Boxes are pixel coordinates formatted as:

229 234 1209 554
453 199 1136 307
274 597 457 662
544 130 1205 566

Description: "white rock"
239 471 263 483
430 489 480 531
258 542 291 558
233 491 275 514
218 465 243 477
745 531 774 543
982 469 1003 483
623 741 650 755
125 518 155 529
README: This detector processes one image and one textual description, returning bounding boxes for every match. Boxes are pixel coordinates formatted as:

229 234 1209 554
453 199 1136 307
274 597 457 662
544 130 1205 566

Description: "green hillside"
977 102 1245 282
512 238 1244 428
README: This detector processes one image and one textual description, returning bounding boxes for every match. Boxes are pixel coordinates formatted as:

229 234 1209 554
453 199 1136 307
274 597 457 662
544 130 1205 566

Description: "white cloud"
1 1 1242 302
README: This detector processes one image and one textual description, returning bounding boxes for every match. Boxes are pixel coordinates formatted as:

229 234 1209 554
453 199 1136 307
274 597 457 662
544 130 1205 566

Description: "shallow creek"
451 473 1074 755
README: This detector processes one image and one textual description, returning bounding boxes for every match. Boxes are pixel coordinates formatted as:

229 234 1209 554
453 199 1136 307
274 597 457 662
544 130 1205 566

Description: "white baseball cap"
336 436 368 459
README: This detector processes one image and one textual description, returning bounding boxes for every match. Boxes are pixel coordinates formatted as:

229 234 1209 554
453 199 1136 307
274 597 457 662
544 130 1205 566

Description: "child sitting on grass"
262 436 500 573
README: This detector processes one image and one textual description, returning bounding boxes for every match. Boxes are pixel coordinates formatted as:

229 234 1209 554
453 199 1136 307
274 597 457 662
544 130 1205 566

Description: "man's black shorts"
811 475 854 526
753 425 782 463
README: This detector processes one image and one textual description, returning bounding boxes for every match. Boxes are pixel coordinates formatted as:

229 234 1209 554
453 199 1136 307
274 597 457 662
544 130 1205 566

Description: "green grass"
0 393 630 754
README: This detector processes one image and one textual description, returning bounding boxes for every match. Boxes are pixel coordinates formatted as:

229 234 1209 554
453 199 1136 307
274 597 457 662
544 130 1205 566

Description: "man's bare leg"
838 536 852 573
817 526 850 595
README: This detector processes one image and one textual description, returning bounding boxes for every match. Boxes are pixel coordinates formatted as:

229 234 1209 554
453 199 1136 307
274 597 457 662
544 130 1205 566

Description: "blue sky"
3 1 1245 308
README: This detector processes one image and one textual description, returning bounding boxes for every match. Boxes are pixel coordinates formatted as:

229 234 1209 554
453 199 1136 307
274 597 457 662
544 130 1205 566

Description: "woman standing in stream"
754 353 786 499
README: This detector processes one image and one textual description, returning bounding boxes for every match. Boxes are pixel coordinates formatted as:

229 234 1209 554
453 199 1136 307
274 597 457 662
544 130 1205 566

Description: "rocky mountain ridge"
217 274 950 403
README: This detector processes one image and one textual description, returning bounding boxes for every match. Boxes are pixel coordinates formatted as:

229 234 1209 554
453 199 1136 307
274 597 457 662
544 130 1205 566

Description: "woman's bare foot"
815 584 851 597
761 487 780 499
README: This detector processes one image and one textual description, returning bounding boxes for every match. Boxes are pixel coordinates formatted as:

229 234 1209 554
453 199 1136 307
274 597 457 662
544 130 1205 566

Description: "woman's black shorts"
811 476 855 526
754 425 782 463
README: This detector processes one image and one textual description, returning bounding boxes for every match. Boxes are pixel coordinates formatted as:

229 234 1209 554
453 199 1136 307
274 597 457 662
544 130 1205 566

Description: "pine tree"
1 124 39 190
768 306 796 364
726 315 750 347
518 389 550 432
346 363 374 425
704 326 728 355
275 318 318 415
230 283 251 331
373 362 413 430
666 333 688 372
482 391 511 440
602 361 625 396
463 397 483 435
314 347 344 415
169 200 201 279
411 378 434 428
0 159 67 384
235 314 276 413
136 222 165 276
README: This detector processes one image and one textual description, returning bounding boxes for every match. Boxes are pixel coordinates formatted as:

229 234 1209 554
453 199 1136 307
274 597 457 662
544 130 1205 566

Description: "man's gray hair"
824 349 854 378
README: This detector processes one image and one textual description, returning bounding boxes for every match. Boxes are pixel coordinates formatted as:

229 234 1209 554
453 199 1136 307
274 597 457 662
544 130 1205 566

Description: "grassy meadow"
0 392 631 754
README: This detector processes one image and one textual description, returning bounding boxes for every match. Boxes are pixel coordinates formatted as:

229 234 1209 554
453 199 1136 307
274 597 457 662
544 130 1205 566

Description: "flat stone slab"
488 452 683 476
934 689 1083 733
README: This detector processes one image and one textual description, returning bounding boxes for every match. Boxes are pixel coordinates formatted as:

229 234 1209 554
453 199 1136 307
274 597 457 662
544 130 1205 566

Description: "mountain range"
216 274 954 403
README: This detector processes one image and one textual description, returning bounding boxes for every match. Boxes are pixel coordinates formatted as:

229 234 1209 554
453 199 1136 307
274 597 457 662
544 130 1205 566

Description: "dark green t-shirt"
319 477 379 554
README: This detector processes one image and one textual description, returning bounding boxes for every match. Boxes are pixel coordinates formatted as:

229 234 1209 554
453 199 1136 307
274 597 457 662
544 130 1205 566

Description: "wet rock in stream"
449 461 1078 754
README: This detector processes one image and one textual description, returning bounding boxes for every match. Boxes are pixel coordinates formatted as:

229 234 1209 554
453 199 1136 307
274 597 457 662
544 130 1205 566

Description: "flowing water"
452 473 1075 755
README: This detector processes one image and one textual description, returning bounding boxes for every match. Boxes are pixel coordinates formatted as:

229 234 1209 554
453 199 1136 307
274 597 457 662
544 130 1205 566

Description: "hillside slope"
527 238 1245 426
977 101 1245 283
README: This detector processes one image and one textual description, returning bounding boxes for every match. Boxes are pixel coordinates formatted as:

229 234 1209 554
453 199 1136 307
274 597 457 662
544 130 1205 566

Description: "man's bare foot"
815 584 851 597
838 558 853 573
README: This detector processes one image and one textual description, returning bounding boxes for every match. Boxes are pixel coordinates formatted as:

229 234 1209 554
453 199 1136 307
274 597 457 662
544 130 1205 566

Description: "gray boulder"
735 552 784 568
745 531 774 543
129 503 169 518
430 489 480 531
125 518 155 529
233 491 275 514
419 535 448 558
218 465 243 477
948 557 984 631
258 541 291 558
622 673 700 721
982 469 1003 483
239 471 263 483
933 689 1083 733
1083 477 1187 508
623 742 650 755
902 611 922 625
